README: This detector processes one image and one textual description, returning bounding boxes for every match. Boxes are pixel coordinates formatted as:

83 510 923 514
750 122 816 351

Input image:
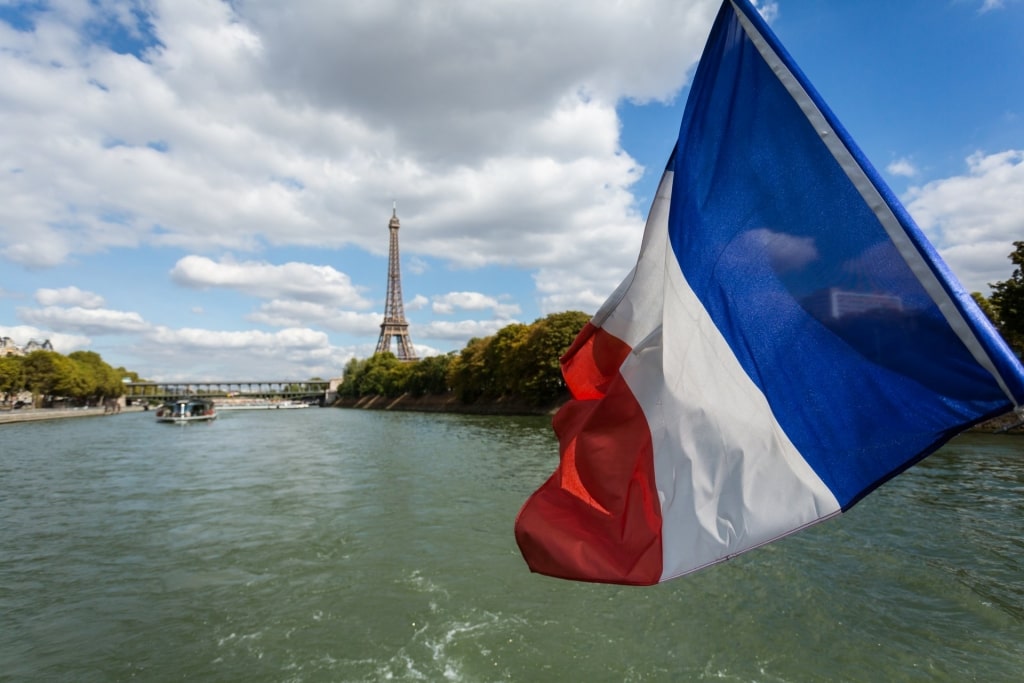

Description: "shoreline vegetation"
331 392 561 416
333 310 592 413
1 347 142 413
330 392 1023 435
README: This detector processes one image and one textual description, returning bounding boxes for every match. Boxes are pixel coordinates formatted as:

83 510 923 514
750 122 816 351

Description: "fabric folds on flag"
514 0 1024 585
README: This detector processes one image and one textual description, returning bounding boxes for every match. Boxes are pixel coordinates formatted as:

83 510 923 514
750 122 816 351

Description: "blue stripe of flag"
667 0 1024 507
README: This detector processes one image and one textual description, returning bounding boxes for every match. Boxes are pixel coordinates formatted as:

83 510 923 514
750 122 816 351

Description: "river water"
1 408 1022 682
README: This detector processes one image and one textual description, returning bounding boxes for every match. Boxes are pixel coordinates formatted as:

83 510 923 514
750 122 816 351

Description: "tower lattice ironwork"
374 205 418 360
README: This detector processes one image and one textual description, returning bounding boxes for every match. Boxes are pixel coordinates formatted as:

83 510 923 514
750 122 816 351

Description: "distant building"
0 337 54 357
0 337 18 356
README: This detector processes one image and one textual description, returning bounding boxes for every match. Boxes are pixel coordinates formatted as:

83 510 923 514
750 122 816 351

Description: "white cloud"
18 306 150 335
146 325 326 351
35 286 105 308
411 343 447 359
170 255 372 307
0 0 719 290
406 294 430 312
0 0 729 379
887 157 918 178
1 228 75 268
136 325 348 381
431 291 521 319
904 150 1024 292
407 256 429 276
419 319 512 342
752 1 780 22
247 300 382 334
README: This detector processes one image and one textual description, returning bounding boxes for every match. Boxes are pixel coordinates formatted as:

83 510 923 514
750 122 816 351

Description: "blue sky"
1 0 1022 381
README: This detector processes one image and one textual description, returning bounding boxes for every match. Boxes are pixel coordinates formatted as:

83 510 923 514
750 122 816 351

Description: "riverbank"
975 409 1024 434
0 405 145 425
332 392 1024 434
332 392 560 416
4 396 1018 434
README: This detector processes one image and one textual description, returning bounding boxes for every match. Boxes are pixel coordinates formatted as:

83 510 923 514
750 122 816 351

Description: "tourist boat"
155 397 218 423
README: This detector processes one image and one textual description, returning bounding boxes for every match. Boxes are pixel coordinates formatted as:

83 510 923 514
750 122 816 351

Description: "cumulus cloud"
431 291 521 319
752 1 780 22
35 286 106 308
137 325 349 380
18 306 151 335
247 300 382 334
0 0 723 295
0 0 736 378
419 319 513 342
887 158 918 178
904 150 1024 291
146 325 327 351
10 268 380 379
405 294 430 312
411 343 446 359
170 255 372 307
242 0 721 155
406 256 430 276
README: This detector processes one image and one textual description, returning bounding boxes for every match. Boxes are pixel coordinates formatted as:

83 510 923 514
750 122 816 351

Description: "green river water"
1 408 1022 682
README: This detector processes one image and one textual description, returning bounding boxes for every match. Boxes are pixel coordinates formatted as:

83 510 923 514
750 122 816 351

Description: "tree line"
340 242 1024 409
338 310 591 409
0 350 141 407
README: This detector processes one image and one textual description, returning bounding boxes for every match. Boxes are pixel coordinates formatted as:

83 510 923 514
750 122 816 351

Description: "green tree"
22 351 84 404
513 311 590 407
381 358 413 398
989 240 1024 355
344 353 412 398
447 337 490 403
485 323 529 397
337 311 590 406
406 353 453 396
338 357 367 398
358 355 391 396
68 350 124 401
0 355 25 402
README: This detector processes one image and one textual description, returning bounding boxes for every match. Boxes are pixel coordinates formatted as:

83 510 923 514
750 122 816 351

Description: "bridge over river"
123 379 340 404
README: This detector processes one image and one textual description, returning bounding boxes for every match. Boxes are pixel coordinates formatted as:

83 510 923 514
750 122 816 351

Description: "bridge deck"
123 380 336 402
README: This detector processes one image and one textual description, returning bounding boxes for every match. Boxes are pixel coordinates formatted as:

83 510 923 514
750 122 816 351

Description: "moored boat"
155 397 217 423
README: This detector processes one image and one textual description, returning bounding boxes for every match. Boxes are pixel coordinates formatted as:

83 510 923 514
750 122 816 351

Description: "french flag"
515 0 1024 585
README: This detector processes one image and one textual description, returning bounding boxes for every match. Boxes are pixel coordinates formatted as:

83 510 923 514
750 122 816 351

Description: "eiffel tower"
374 204 418 360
